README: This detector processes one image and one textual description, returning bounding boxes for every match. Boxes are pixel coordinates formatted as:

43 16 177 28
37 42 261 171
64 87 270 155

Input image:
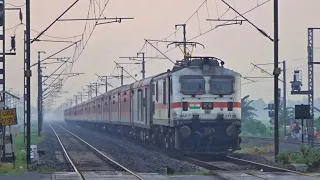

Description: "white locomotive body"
64 57 242 155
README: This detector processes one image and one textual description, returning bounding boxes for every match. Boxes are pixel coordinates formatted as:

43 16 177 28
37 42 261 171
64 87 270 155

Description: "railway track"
113 130 312 177
184 155 292 172
183 155 319 179
241 135 320 146
56 122 320 179
49 124 144 180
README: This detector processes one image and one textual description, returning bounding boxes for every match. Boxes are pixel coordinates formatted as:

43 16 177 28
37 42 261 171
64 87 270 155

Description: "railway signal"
290 28 320 146
265 89 281 125
295 104 311 144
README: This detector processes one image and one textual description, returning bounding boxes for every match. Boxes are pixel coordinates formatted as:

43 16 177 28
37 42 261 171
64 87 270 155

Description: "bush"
242 119 267 135
276 152 290 164
277 145 320 170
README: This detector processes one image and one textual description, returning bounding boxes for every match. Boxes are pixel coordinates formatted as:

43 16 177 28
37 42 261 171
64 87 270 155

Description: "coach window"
156 81 159 102
163 79 166 104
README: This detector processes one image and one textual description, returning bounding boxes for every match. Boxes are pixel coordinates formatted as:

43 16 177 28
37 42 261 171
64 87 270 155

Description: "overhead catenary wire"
59 0 115 97
57 0 270 106
136 0 209 55
143 0 270 62
127 0 271 78
31 0 81 43
6 2 26 7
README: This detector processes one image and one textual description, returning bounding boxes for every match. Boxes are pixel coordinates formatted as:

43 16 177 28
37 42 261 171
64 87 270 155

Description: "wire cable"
6 2 26 7
136 0 271 69
56 0 112 94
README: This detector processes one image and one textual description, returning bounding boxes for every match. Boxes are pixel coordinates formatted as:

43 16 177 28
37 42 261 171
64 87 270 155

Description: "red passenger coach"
120 85 131 124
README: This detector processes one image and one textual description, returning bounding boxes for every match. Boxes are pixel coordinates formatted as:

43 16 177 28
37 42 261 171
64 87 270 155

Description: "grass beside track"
0 124 44 174
238 139 275 161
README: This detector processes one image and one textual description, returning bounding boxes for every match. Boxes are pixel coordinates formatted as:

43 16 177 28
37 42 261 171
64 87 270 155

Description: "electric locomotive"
64 56 242 156
150 57 242 155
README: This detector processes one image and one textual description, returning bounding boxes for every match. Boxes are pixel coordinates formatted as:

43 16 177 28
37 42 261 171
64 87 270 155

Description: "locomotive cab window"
209 75 234 95
180 75 205 95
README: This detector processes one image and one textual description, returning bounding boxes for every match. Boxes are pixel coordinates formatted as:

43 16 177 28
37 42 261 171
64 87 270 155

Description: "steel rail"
241 135 320 146
183 157 231 171
185 155 318 179
183 157 269 179
226 156 319 178
49 124 84 180
55 124 144 180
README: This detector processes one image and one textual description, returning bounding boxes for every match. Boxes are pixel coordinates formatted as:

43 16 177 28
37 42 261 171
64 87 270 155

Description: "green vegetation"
0 124 43 174
316 116 320 131
241 95 294 138
242 119 267 135
276 145 320 171
241 95 269 136
241 95 258 122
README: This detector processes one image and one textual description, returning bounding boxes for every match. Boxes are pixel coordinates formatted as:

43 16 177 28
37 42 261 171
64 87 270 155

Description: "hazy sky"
2 0 320 108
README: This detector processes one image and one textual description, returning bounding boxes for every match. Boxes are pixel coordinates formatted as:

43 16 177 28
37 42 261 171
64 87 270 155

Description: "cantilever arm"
166 41 205 49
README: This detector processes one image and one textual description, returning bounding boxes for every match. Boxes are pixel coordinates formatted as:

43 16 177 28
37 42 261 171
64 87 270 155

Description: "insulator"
19 10 23 24
11 36 16 52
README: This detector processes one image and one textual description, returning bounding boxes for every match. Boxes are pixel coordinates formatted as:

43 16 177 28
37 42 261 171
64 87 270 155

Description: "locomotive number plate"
205 110 211 114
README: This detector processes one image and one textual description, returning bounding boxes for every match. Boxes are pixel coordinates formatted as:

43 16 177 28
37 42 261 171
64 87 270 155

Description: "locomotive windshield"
209 76 234 95
180 75 205 95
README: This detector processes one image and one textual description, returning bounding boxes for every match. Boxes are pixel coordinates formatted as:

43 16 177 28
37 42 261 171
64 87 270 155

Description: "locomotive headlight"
226 125 238 137
202 102 213 110
179 126 191 138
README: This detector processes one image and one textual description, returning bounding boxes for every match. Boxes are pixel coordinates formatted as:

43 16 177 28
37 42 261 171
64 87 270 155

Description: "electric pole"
0 0 6 161
103 76 108 92
78 92 88 103
96 74 117 92
74 95 78 105
90 83 102 97
282 61 287 136
137 52 145 78
273 0 280 159
120 67 124 86
37 51 45 137
119 53 166 79
114 62 136 86
86 84 94 98
118 57 144 79
26 0 32 166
